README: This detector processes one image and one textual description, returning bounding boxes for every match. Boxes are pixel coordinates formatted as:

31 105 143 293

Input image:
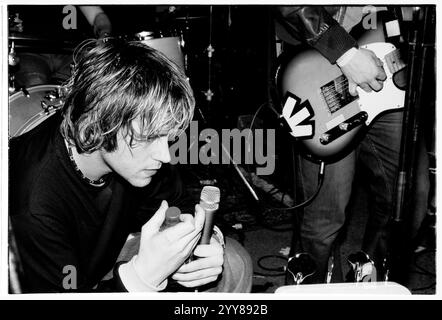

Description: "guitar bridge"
320 112 368 145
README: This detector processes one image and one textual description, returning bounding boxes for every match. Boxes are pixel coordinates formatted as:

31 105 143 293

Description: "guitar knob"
339 123 349 131
320 134 330 144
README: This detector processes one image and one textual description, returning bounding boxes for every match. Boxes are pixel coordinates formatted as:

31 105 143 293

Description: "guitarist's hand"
338 48 387 96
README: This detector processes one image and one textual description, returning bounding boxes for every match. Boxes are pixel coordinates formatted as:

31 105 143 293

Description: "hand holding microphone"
171 186 225 288
159 206 182 231
118 200 204 291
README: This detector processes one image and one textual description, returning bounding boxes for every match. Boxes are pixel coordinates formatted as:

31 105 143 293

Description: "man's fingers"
172 266 223 282
193 242 223 258
348 81 358 96
359 83 372 93
376 68 387 81
180 213 194 223
369 79 384 92
161 220 197 243
141 200 168 232
176 276 219 288
176 254 224 273
193 204 205 230
182 229 202 251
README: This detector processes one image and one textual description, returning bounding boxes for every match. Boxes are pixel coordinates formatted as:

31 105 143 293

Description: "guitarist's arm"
274 6 387 95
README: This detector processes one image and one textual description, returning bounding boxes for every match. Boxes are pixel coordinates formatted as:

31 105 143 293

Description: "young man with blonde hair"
10 39 252 293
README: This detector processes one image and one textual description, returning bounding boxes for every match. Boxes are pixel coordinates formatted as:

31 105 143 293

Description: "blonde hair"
60 38 195 153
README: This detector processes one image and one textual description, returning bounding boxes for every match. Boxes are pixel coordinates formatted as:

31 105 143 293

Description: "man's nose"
155 136 171 163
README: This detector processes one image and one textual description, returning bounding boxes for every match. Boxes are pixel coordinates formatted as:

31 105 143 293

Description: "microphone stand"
387 6 435 284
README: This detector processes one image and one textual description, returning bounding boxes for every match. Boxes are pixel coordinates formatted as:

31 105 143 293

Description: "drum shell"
140 36 185 72
9 84 63 137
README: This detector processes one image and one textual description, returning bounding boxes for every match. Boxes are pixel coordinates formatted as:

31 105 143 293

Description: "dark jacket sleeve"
274 6 358 63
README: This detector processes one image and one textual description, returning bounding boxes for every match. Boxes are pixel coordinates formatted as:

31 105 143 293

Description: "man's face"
101 128 171 188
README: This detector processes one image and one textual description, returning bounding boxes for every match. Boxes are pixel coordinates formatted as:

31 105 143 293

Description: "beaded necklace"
65 140 107 187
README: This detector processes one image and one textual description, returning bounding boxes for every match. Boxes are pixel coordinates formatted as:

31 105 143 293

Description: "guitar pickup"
320 112 368 145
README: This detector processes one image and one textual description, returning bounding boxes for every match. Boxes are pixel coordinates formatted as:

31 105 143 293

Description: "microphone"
159 206 181 231
199 186 220 244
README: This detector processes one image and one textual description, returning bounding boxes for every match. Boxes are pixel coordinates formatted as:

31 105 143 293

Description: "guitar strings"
321 77 352 111
322 49 403 112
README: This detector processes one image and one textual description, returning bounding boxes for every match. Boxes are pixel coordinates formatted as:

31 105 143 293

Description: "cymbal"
8 33 48 41
174 16 206 20
8 32 76 44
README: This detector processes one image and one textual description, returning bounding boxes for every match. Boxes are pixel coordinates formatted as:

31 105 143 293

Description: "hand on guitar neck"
338 48 387 96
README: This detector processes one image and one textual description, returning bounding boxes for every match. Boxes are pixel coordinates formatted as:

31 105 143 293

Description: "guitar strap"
333 6 347 28
338 6 362 32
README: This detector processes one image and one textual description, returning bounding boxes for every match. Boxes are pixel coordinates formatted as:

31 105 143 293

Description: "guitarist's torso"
276 7 407 162
275 6 372 48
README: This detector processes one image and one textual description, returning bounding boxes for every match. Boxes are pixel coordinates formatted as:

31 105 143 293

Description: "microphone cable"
244 100 326 212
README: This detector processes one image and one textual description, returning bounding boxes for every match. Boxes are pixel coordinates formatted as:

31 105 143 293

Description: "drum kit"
8 7 214 138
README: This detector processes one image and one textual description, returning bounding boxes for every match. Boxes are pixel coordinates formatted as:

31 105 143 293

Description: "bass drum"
135 32 185 72
9 84 65 138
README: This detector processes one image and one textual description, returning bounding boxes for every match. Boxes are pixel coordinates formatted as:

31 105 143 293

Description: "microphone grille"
200 186 220 210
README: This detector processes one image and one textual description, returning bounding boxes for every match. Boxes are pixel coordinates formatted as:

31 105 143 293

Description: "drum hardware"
9 85 66 137
202 6 214 103
9 78 16 95
44 86 65 101
347 251 377 282
9 12 23 33
173 19 190 71
8 41 19 67
40 101 62 115
326 255 334 283
8 41 20 94
286 253 317 285
135 31 155 41
135 34 185 72
382 257 390 281
20 87 30 98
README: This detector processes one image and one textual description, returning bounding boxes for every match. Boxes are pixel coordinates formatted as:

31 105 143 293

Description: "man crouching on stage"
10 39 252 293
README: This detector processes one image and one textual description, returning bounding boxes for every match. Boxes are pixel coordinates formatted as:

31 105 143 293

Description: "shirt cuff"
312 23 358 64
336 47 359 67
117 256 168 292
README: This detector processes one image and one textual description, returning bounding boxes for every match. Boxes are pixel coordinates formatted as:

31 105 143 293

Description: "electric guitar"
277 20 407 161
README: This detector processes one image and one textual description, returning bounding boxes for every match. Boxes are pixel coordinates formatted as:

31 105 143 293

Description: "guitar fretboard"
385 49 406 74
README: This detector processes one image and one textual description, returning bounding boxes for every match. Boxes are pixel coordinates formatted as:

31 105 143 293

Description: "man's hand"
134 201 205 288
79 6 112 39
339 48 387 96
171 236 224 288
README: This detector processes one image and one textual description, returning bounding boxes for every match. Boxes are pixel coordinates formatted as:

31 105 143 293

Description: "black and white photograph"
2 1 437 302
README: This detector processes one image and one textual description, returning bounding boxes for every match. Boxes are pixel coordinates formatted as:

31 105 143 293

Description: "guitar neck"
385 48 406 74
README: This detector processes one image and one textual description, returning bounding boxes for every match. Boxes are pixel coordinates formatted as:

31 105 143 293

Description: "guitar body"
279 22 406 161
